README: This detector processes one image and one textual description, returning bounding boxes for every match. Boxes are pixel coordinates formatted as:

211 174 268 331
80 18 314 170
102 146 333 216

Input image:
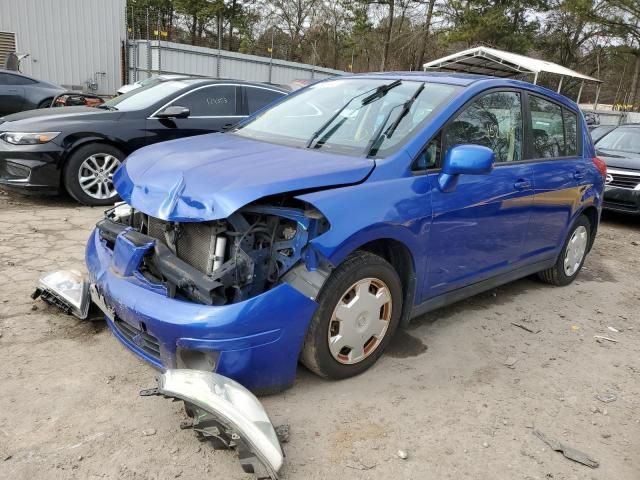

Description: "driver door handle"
514 179 531 191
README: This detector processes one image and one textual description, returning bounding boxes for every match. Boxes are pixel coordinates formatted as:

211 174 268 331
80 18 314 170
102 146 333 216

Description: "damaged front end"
99 199 330 306
142 369 284 479
34 196 330 392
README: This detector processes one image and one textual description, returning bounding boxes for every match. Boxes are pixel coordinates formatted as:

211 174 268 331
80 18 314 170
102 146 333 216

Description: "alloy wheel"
77 153 121 200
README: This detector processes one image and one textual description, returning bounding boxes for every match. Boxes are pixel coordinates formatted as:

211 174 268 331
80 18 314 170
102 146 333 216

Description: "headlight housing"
33 270 90 319
0 132 60 145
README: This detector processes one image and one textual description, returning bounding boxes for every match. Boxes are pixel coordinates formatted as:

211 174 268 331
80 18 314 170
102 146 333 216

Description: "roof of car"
332 71 583 111
172 78 289 91
344 71 493 86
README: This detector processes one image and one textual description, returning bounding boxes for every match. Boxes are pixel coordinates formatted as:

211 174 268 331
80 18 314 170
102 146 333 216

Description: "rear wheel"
301 251 402 379
63 143 123 206
37 98 53 109
538 215 590 286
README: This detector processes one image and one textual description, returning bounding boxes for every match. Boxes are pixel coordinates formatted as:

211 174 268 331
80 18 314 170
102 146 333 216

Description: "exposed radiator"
146 217 223 274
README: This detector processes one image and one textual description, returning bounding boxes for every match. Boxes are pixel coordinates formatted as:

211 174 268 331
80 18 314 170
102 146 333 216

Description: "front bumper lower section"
85 227 319 392
603 186 640 214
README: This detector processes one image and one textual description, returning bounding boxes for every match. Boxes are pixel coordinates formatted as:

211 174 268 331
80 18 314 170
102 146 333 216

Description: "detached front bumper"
603 186 640 214
0 141 64 194
86 228 318 392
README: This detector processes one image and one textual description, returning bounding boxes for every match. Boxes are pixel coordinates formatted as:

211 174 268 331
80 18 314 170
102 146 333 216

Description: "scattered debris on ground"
533 430 599 468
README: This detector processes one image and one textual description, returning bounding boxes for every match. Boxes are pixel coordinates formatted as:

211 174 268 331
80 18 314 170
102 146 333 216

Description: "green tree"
443 0 548 53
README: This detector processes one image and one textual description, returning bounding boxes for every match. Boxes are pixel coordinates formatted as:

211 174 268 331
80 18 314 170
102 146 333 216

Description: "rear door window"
171 85 240 117
529 96 564 158
245 87 283 114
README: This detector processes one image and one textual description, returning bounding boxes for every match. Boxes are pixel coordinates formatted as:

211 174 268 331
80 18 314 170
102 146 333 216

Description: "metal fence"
127 40 344 86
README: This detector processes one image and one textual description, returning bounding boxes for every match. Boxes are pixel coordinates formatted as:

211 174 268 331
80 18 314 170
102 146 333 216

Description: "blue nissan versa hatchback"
73 73 604 392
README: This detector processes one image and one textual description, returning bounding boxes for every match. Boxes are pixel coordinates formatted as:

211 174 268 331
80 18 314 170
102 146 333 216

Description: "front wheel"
538 215 590 286
301 251 403 379
63 143 124 206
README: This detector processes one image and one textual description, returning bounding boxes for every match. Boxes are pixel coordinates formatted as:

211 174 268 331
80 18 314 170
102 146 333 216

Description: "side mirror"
156 105 190 119
438 144 495 192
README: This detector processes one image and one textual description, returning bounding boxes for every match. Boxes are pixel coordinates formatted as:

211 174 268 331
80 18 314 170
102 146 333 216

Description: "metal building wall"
0 0 126 95
129 40 344 85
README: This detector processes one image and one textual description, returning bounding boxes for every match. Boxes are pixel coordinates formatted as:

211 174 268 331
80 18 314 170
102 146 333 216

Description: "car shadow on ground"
600 210 640 231
0 190 106 209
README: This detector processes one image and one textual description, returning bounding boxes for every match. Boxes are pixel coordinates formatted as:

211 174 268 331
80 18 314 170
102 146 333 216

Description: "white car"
117 74 190 95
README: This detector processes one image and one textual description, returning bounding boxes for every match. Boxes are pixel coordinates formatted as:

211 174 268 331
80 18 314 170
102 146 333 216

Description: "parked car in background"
583 111 600 129
0 69 65 116
595 124 640 214
116 74 190 95
0 78 288 206
52 92 105 108
50 73 604 395
590 124 615 143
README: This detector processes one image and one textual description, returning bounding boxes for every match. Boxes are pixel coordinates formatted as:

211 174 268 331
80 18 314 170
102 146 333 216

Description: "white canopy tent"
423 46 602 106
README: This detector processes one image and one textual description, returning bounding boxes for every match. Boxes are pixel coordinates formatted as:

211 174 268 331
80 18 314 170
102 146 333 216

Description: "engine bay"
97 200 330 305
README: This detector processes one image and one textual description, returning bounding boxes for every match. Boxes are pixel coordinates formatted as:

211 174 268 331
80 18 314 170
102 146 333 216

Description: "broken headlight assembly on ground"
141 369 285 480
31 270 90 319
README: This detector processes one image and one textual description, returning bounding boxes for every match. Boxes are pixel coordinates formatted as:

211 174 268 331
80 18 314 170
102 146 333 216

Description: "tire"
301 251 403 380
37 98 53 109
537 215 590 286
63 143 124 206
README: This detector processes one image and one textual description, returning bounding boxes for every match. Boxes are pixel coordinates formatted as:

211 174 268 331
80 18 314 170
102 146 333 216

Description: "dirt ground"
0 190 638 480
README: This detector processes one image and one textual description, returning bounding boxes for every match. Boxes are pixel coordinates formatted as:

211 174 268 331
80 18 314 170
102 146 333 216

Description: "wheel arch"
342 236 417 327
578 205 599 251
60 137 127 185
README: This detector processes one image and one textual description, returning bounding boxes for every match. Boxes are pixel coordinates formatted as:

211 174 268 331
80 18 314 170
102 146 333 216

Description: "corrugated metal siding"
130 40 344 85
0 31 17 67
0 0 126 94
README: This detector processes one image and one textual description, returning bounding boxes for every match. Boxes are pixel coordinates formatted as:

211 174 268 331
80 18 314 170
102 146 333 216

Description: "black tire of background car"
537 215 591 286
37 98 53 109
301 250 403 379
63 143 124 207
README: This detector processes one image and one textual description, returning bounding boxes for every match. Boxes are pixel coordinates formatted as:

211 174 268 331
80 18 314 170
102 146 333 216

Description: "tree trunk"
630 52 640 107
380 0 395 71
190 14 198 45
167 10 174 41
415 0 436 70
227 0 237 51
333 26 339 69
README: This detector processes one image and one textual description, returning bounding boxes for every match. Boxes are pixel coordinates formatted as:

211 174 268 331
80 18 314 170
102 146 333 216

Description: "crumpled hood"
114 133 375 221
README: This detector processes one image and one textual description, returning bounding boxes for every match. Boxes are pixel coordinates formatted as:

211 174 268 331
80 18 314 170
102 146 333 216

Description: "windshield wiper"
306 80 402 149
96 104 118 111
365 82 425 157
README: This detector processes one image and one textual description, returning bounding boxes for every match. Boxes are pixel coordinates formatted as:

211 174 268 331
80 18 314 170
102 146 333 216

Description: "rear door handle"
514 179 531 191
574 170 586 180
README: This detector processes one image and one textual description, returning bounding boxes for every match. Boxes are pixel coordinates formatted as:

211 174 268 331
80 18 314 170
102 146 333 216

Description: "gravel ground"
0 191 638 480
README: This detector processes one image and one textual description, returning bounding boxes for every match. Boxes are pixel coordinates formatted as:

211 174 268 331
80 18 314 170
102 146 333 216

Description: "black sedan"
0 79 287 205
0 70 65 115
596 124 640 214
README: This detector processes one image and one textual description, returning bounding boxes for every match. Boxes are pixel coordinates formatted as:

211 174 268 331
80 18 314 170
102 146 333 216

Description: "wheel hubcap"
564 225 588 276
327 278 392 365
77 153 121 200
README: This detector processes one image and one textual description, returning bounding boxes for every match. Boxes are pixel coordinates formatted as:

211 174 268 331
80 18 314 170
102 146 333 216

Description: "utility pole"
268 27 274 83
